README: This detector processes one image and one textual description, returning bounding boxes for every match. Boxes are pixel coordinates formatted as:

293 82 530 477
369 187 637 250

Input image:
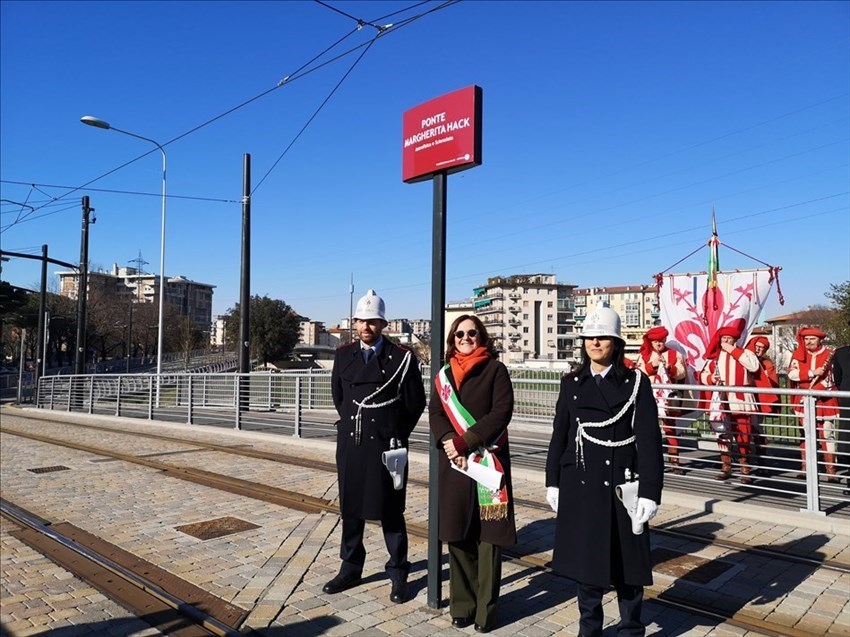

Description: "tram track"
3 418 846 574
0 423 837 636
0 498 243 637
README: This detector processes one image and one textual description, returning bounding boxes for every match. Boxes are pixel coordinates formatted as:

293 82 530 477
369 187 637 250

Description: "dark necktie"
595 374 603 387
363 348 374 363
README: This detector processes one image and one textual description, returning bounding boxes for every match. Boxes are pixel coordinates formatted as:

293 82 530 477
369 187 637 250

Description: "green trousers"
448 538 502 629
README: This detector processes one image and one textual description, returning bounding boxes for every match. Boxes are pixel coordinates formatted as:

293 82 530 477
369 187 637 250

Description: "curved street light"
80 115 167 388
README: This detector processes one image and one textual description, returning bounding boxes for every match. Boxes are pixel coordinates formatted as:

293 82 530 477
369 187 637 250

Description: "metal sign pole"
427 171 447 609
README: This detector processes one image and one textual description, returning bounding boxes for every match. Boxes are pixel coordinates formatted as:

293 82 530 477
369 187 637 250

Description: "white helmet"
353 289 386 321
581 305 622 340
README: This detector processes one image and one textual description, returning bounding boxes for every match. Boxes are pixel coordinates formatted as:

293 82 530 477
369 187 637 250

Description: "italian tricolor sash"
436 364 509 521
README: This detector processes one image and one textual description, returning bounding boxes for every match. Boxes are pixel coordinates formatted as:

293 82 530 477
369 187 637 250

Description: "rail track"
1 420 843 636
3 418 846 574
0 499 242 637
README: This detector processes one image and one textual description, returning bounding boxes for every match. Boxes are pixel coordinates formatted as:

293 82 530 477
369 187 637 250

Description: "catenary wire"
0 1 460 230
251 36 379 195
0 180 240 205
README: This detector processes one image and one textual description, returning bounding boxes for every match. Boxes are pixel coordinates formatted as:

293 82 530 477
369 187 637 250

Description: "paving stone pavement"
1 407 848 636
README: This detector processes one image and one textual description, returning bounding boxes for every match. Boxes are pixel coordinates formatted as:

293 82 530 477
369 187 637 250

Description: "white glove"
546 486 559 513
634 498 658 525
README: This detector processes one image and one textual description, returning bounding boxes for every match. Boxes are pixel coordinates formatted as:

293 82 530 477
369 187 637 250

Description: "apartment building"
57 264 215 328
299 319 325 346
210 316 227 348
472 274 577 364
572 285 660 356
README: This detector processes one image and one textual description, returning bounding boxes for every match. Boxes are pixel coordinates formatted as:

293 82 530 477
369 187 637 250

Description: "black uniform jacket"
332 339 426 520
545 366 663 587
428 358 517 547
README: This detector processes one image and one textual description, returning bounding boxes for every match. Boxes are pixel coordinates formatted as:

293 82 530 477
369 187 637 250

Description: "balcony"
508 333 521 341
508 305 521 314
508 292 521 301
508 318 521 327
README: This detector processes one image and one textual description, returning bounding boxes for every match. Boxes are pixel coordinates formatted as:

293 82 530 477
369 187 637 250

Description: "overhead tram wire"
251 1 462 193
332 197 850 299
458 93 850 225
0 0 462 232
474 135 850 247
251 36 379 195
313 0 388 31
280 200 850 308
0 180 239 204
0 201 80 234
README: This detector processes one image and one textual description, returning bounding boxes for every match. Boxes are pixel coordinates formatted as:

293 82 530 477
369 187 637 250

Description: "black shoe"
474 624 490 633
322 572 361 594
390 579 408 604
451 617 473 628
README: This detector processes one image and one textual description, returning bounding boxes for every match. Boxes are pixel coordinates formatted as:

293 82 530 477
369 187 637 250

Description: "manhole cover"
27 466 70 474
175 516 260 540
652 547 733 584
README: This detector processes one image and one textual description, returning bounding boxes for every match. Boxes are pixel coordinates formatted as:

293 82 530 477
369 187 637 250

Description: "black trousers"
577 583 644 637
339 513 409 583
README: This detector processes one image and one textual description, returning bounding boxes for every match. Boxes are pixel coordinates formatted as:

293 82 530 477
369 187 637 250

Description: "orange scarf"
449 346 491 389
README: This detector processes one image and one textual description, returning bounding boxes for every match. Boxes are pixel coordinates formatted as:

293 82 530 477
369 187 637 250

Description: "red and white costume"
787 327 838 473
745 336 780 415
636 327 686 466
700 324 759 469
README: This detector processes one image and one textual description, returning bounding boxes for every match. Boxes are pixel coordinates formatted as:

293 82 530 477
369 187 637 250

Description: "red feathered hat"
639 326 669 359
792 326 826 362
704 319 746 361
745 336 769 353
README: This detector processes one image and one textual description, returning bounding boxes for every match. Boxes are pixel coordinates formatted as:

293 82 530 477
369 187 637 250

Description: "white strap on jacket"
352 350 413 445
576 371 641 469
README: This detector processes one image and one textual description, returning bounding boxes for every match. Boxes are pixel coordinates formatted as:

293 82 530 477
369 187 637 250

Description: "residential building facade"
472 274 577 364
57 264 215 329
572 285 660 357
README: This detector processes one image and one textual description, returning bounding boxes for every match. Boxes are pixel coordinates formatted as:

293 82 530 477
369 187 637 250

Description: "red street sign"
402 85 482 183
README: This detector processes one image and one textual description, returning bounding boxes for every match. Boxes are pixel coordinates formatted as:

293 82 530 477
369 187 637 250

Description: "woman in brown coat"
429 314 515 633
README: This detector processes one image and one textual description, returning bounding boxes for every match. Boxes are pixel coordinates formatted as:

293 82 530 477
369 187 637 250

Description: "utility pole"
75 196 94 375
35 244 47 389
238 154 251 417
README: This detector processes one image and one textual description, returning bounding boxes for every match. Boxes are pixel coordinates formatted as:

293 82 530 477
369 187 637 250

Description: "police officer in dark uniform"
323 290 426 604
546 306 663 636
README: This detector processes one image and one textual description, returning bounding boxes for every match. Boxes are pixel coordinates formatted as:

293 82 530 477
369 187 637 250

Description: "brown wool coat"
428 357 517 547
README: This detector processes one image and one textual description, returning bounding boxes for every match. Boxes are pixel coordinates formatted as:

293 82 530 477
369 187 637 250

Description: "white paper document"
451 455 503 491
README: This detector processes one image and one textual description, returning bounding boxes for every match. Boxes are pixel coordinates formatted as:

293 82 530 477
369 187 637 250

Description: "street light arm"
108 126 167 159
80 114 167 382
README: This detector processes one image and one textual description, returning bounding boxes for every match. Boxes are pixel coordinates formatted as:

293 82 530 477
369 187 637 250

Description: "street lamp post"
80 116 167 387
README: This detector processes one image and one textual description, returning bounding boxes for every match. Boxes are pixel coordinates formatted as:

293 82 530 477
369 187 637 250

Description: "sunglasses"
454 329 478 340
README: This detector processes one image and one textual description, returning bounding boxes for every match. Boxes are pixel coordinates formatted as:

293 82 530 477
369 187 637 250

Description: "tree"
1 282 36 364
223 295 300 366
825 281 850 345
176 315 204 369
0 281 30 316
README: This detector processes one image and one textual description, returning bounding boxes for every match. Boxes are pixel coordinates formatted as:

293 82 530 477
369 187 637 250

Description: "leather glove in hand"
634 498 658 525
546 486 559 513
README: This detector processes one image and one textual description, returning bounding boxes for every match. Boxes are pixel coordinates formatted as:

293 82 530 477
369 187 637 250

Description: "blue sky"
2 0 848 327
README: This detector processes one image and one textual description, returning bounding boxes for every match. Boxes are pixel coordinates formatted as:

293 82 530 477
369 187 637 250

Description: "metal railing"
32 368 849 515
